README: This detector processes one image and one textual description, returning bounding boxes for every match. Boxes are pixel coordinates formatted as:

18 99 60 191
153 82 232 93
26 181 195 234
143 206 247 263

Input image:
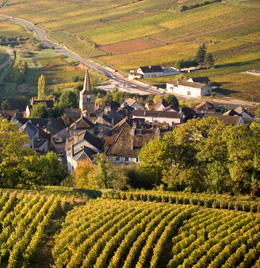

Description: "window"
136 158 139 162
125 157 129 162
115 156 120 162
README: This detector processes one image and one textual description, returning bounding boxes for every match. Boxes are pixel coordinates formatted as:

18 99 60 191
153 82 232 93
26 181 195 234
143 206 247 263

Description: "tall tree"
0 117 29 188
38 74 46 99
204 53 214 69
196 43 207 68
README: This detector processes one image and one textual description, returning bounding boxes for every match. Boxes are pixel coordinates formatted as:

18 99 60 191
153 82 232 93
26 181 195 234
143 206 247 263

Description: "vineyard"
0 190 64 268
1 189 260 267
53 199 260 268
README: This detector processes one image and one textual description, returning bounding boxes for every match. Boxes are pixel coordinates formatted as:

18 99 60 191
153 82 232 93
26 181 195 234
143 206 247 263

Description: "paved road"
0 13 160 95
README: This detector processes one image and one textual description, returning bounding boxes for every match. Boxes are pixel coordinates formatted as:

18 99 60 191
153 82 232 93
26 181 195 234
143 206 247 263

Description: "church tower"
79 68 95 115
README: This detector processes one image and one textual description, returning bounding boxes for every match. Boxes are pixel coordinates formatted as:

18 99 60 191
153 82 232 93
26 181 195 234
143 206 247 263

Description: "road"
0 13 160 95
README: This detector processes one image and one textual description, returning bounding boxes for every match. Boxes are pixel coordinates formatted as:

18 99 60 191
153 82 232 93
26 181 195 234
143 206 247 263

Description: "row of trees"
139 117 260 195
0 117 67 188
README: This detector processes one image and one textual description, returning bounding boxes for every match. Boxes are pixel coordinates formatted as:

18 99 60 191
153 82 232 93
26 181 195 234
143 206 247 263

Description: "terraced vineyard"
0 191 62 268
53 199 260 268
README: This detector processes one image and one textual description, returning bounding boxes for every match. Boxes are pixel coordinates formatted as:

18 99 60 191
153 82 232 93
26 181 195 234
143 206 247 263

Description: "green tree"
38 74 46 99
204 53 214 69
73 159 98 189
164 94 179 108
59 91 78 108
196 43 207 68
223 125 253 194
30 102 48 118
153 95 162 104
139 137 170 185
0 117 30 188
51 101 64 118
1 99 11 110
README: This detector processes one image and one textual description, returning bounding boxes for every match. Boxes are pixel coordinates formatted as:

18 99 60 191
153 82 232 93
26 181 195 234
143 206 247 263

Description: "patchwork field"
100 39 161 55
1 0 260 100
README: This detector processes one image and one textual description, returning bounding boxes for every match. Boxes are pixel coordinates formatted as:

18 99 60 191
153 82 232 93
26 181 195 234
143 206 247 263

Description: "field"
1 0 260 100
100 39 161 55
0 191 63 268
51 199 260 268
1 188 260 267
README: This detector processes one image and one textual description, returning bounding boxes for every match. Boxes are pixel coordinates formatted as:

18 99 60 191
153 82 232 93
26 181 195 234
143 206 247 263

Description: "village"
1 65 257 174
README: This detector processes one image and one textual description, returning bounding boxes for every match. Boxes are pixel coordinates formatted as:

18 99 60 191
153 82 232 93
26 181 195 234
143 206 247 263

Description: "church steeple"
80 68 91 95
79 68 95 115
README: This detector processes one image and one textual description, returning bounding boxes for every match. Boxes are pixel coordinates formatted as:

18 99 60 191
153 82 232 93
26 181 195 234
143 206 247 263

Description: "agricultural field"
0 191 64 268
53 199 260 268
1 0 260 100
1 188 260 267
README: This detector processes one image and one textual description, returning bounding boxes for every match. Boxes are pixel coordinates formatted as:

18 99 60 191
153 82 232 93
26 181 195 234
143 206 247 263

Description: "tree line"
139 117 260 196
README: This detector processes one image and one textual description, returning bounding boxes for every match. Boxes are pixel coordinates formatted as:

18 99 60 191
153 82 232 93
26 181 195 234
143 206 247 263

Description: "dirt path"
0 46 13 69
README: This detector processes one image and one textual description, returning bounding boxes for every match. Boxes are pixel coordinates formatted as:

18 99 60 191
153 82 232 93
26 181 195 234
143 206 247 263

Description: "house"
129 66 180 79
132 110 182 126
180 107 196 122
106 123 165 164
195 101 215 114
166 80 212 98
14 117 67 145
152 98 170 111
234 106 254 118
25 98 55 117
66 131 104 172
188 77 211 85
20 121 39 149
121 98 144 110
68 116 95 138
203 114 244 125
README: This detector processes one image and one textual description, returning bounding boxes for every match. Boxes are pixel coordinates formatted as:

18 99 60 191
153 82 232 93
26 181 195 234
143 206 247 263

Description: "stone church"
79 68 95 115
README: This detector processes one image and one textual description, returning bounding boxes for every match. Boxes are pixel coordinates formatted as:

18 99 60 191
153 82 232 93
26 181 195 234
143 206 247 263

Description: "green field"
1 189 260 268
1 0 260 100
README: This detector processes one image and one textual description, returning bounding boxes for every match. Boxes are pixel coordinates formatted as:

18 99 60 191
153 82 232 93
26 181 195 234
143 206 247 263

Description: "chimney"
155 125 160 137
99 128 104 139
132 121 137 136
71 142 74 157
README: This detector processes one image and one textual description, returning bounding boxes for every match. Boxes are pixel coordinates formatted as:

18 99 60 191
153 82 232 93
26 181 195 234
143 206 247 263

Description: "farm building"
166 80 212 98
129 66 180 79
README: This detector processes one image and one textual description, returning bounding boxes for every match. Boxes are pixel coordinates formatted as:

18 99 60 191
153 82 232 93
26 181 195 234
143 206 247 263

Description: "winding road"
0 12 160 95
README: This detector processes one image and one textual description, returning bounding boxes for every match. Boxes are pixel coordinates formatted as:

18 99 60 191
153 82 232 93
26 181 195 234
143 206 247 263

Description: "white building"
166 80 212 98
132 110 182 126
129 66 180 79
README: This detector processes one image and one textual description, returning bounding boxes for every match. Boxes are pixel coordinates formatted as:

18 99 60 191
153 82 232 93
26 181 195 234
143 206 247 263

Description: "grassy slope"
1 0 260 100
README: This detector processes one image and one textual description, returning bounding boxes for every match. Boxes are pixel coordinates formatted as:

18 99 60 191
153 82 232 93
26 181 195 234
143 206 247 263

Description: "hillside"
1 0 260 101
1 189 260 268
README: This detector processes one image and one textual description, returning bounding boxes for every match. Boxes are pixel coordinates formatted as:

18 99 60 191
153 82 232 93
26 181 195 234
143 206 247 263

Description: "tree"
153 95 162 104
30 102 48 118
1 99 11 110
139 137 170 185
59 91 78 108
164 94 179 108
196 43 207 68
73 159 98 189
0 117 30 188
38 74 46 99
204 53 214 69
223 125 254 194
51 101 64 118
